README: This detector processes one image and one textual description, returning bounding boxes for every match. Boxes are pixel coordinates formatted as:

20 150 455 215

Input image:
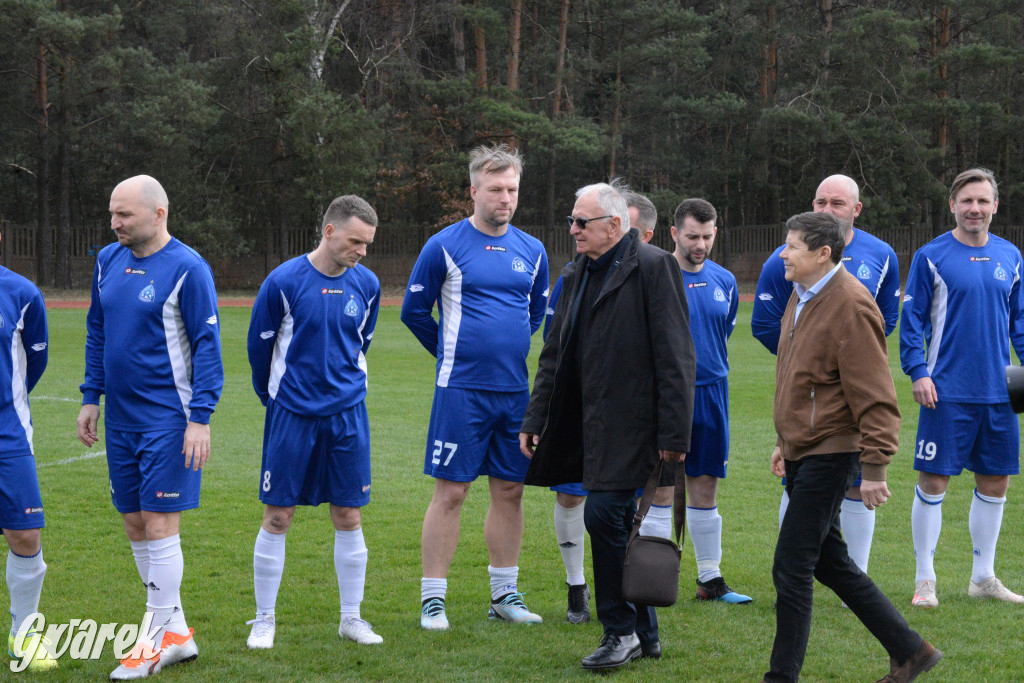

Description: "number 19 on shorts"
431 441 458 467
916 440 937 461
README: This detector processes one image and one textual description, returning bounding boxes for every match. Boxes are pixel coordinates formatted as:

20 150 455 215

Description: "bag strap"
628 460 687 547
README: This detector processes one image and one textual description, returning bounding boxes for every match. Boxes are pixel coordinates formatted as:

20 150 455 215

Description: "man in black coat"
520 181 696 670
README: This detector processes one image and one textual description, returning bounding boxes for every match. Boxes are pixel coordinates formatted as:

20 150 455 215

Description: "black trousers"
584 489 658 644
765 453 922 683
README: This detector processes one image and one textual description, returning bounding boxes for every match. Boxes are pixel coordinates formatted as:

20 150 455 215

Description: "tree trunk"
545 0 570 231
816 0 833 180
450 1 466 77
474 0 487 90
57 137 72 289
36 40 53 288
507 0 522 91
930 6 951 237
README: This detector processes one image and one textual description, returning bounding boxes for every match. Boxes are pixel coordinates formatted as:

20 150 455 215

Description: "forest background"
2 0 1023 289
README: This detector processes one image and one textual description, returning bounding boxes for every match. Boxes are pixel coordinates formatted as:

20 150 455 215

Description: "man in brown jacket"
763 212 940 683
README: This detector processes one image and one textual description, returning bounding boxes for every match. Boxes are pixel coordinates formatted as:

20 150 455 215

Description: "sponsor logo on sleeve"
0 313 4 328
260 330 275 340
409 284 424 292
758 293 774 301
903 294 913 302
31 342 47 352
206 315 218 325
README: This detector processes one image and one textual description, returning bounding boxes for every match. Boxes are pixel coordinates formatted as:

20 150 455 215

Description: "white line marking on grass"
33 396 81 403
39 451 106 468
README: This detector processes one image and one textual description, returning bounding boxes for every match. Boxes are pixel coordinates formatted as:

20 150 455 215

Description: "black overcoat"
521 230 696 490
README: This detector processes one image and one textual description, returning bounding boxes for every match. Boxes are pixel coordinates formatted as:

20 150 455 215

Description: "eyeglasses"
566 215 613 229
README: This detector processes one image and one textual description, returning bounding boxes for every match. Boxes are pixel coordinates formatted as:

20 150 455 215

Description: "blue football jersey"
248 255 380 416
80 238 224 431
752 227 900 354
682 261 738 385
0 268 48 458
401 219 549 391
900 231 1024 403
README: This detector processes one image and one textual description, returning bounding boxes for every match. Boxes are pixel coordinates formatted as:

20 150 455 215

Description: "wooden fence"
4 221 1024 290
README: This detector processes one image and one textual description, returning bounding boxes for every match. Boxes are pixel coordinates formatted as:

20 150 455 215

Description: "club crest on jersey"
511 257 527 273
857 263 871 279
485 245 507 252
344 298 360 317
138 283 156 303
993 264 1008 281
714 287 726 302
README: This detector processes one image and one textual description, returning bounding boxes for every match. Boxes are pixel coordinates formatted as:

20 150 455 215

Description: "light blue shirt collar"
793 262 843 325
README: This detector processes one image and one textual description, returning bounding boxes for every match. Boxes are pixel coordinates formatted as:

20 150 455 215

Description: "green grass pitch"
17 304 1024 681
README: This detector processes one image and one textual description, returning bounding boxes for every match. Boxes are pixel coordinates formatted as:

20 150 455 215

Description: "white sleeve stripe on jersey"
529 252 543 301
437 246 463 388
267 290 294 401
10 302 33 453
925 257 949 377
356 294 376 389
162 272 194 421
875 256 890 299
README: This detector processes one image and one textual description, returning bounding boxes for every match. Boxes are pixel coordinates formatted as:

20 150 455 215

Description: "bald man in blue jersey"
753 174 899 579
0 231 56 672
901 168 1024 610
402 144 549 630
77 175 223 680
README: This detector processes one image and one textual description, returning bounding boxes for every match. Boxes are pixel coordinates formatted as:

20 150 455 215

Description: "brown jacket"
773 266 900 481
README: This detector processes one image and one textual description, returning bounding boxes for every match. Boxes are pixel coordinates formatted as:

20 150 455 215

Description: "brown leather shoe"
874 641 942 682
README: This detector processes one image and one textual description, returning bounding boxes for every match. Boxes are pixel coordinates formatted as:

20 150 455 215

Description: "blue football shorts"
106 428 201 514
686 378 730 479
260 400 371 508
0 455 45 530
424 386 530 483
914 401 1020 476
551 482 588 497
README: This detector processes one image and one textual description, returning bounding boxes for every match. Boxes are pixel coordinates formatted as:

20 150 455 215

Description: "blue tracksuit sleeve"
1010 263 1024 363
543 275 565 342
878 244 901 336
899 252 933 382
726 276 739 341
401 239 444 356
23 287 48 393
80 259 106 405
362 289 381 356
181 266 223 425
529 251 549 335
247 276 284 406
751 250 788 355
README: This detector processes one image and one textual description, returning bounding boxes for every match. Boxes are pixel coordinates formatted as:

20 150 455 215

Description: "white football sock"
7 549 46 637
130 539 150 591
969 489 1005 584
554 502 585 585
639 504 673 540
779 489 790 529
146 535 187 638
488 565 518 601
254 528 286 617
911 486 944 582
687 507 722 583
335 528 368 619
840 498 875 574
420 577 447 603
